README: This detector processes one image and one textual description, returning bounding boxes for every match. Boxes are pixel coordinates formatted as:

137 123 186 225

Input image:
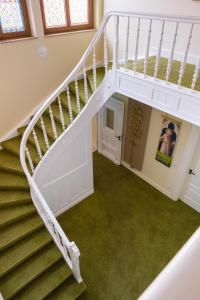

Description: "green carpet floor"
59 152 200 300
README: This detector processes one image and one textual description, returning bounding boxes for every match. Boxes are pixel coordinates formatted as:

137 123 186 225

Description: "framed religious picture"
156 115 182 168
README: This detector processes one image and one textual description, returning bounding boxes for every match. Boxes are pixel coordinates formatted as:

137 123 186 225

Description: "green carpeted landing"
59 152 200 300
126 56 200 92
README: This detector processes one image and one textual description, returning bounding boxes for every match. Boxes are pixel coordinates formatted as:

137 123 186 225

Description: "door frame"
98 96 125 165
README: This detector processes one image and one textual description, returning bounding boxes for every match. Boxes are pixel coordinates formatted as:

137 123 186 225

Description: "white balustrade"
66 86 74 122
83 65 89 102
25 146 34 173
75 79 81 113
191 57 200 91
113 16 119 70
133 18 141 73
104 28 108 73
125 17 130 71
58 96 65 131
32 128 43 160
144 19 152 77
178 23 194 87
166 22 179 83
40 116 50 150
93 47 97 91
154 21 165 79
49 104 58 139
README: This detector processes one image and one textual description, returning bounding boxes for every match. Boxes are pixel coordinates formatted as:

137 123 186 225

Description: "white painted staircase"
13 10 200 300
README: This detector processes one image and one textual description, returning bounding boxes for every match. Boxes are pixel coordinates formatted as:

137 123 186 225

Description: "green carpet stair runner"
0 60 198 299
0 67 103 300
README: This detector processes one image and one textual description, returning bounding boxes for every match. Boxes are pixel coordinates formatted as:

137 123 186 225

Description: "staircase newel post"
113 16 119 71
68 242 83 284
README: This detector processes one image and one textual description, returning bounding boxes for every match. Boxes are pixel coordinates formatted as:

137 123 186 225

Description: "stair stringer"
32 70 116 215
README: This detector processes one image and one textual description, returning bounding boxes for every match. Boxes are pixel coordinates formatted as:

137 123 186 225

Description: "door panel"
98 97 124 165
182 137 200 212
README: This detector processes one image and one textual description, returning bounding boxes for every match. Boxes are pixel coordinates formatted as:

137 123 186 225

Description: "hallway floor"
59 152 200 300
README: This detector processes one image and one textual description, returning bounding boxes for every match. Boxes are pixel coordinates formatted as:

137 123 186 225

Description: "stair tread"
45 101 71 129
60 91 82 116
1 136 40 165
0 190 31 207
47 277 87 300
0 243 62 299
15 260 72 300
0 150 23 174
0 227 52 277
0 203 35 229
0 213 43 251
0 171 28 190
36 112 64 141
18 126 53 154
69 78 92 104
87 67 106 92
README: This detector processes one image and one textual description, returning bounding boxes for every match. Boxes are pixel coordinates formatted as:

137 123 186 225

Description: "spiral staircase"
1 10 200 300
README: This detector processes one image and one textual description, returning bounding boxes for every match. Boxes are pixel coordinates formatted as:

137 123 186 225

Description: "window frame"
0 0 31 41
40 0 93 35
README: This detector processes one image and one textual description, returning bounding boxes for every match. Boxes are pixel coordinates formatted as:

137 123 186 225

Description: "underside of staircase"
0 68 104 299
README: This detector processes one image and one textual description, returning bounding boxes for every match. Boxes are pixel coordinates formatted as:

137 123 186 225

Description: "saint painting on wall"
156 115 182 168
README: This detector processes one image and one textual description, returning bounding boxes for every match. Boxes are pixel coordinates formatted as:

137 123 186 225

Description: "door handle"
115 136 121 141
189 169 196 175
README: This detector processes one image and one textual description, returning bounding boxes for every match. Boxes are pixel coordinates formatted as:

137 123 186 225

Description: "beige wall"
104 0 200 62
0 0 103 140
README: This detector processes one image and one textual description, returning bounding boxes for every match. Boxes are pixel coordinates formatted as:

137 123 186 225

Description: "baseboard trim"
121 160 173 200
181 197 200 213
55 188 94 217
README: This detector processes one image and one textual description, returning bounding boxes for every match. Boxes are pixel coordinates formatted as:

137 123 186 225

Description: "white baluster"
25 146 34 173
40 116 50 150
166 22 179 83
133 18 141 73
58 96 65 131
32 128 43 160
191 57 200 91
144 19 152 77
113 16 119 71
66 86 73 122
125 17 130 71
75 79 81 114
83 65 89 103
178 23 194 87
49 104 58 139
93 47 97 91
154 20 165 79
104 28 108 73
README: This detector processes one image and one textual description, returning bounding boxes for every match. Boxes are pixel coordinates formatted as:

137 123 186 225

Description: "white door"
98 97 124 165
182 137 200 213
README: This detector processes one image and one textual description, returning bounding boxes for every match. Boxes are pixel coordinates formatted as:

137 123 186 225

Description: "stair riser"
0 210 35 231
0 186 29 191
5 257 62 300
0 198 32 208
0 166 23 175
0 239 52 279
0 222 43 253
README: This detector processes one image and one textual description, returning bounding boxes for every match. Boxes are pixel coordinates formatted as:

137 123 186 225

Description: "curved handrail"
20 10 200 283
